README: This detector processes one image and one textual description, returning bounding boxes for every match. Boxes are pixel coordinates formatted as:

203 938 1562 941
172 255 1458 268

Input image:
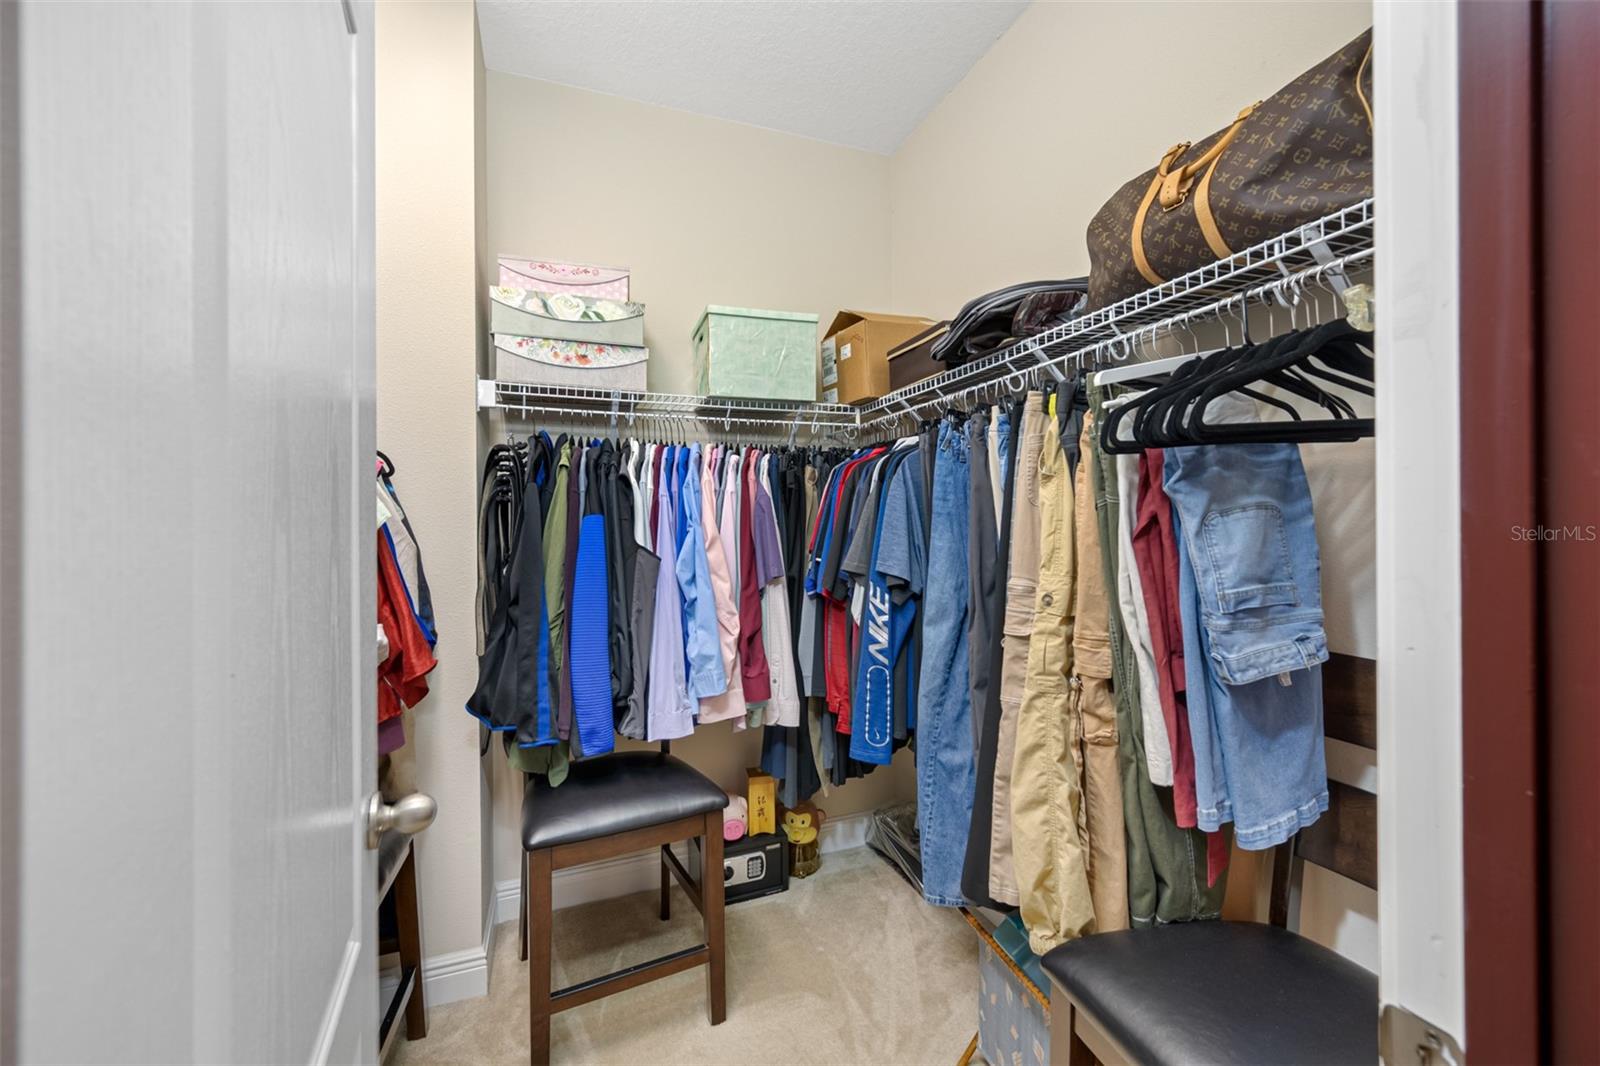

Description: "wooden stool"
1041 654 1379 1065
520 750 729 1065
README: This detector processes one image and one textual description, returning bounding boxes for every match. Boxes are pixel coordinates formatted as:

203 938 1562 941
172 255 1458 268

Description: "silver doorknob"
365 790 437 850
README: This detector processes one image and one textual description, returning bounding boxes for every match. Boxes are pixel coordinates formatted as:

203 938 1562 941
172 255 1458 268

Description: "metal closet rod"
858 246 1374 434
487 381 857 419
489 401 860 442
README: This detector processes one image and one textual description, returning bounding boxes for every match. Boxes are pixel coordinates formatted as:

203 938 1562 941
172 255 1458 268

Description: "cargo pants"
1009 409 1096 955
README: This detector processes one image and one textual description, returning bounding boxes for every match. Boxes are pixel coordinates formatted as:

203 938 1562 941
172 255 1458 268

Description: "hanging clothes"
914 418 975 908
648 446 695 741
697 444 747 725
677 443 728 701
988 392 1046 908
963 401 1021 910
1085 385 1228 926
569 444 615 758
379 458 436 648
754 453 802 727
376 458 437 729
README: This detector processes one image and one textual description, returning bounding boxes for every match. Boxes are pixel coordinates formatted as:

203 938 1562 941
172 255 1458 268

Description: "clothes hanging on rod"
470 427 910 806
377 453 437 756
897 327 1360 943
472 307 1364 956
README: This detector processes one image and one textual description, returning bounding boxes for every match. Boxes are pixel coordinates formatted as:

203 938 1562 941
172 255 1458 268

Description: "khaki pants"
1009 410 1096 955
1073 412 1130 933
988 394 1045 906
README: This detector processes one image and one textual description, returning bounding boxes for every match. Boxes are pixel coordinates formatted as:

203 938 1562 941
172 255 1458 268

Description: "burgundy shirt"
1132 449 1229 886
738 449 772 702
650 443 667 544
1131 448 1198 825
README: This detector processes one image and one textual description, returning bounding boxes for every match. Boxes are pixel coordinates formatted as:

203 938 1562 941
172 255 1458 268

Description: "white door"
3 2 380 1062
1373 2 1466 1061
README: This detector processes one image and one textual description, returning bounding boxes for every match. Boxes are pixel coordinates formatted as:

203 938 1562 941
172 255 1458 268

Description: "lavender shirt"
646 448 694 741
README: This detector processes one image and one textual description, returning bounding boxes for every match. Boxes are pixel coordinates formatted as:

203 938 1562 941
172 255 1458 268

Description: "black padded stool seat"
519 748 731 1064
522 751 728 851
1041 921 1378 1065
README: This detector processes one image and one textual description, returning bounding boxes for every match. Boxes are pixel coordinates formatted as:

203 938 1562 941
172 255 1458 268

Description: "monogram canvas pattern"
1086 30 1373 311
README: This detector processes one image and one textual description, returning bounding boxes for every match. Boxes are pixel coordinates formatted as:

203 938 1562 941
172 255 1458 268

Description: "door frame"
1456 1 1541 1061
1373 0 1469 1053
1532 2 1600 1060
1455 1 1600 1060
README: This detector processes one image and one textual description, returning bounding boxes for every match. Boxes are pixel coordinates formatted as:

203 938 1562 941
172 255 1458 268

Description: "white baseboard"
492 808 876 926
421 892 494 1007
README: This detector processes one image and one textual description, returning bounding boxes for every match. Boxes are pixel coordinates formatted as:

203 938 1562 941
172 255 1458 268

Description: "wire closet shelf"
477 197 1374 441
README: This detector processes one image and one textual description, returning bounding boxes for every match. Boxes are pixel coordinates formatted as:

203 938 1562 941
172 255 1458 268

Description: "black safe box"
689 831 790 905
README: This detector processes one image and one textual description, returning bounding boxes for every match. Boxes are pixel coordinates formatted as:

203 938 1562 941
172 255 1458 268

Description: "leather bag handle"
1158 103 1259 210
1130 103 1260 286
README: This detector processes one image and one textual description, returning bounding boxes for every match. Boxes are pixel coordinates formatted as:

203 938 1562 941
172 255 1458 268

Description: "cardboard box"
824 310 937 405
887 320 952 392
745 768 777 836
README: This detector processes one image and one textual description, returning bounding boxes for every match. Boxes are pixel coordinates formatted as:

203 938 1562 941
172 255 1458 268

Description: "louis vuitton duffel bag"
1085 29 1373 311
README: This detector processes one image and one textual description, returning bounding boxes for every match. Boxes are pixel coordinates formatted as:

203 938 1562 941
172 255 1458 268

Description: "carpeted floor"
393 847 977 1065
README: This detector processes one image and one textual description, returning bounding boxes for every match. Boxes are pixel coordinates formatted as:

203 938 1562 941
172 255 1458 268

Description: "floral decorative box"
495 256 630 300
492 334 647 390
490 286 645 347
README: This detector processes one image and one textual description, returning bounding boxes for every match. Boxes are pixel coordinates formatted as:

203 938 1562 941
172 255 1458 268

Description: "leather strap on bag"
1355 41 1374 129
1160 104 1258 210
1131 141 1191 286
1131 103 1260 283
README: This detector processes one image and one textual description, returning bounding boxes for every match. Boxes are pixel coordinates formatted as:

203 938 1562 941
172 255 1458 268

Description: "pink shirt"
697 445 747 723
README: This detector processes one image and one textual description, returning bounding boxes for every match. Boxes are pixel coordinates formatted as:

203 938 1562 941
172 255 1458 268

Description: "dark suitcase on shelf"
886 321 951 391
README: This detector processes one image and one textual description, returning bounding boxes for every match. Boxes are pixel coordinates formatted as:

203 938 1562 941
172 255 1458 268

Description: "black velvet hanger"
1100 321 1375 454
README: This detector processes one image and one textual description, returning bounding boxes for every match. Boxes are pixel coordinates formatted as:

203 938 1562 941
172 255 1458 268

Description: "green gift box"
692 305 818 402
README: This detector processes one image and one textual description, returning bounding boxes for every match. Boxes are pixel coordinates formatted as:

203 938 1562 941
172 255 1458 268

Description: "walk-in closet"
8 2 1597 1064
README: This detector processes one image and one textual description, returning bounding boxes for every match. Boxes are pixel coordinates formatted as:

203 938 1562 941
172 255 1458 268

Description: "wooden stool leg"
527 849 553 1066
659 844 671 921
700 811 726 1026
519 853 529 963
394 843 428 1040
1048 993 1095 1066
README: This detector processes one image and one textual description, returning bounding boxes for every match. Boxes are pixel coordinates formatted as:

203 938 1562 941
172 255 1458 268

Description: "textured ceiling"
475 0 1030 154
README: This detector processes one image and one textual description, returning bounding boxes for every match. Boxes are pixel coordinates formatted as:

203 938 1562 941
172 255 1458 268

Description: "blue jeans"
916 419 974 906
1165 443 1329 850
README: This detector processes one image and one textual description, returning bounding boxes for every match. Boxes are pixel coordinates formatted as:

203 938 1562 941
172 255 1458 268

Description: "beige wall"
485 73 893 394
384 0 1378 969
886 0 1377 971
483 72 910 888
888 0 1374 317
376 0 488 966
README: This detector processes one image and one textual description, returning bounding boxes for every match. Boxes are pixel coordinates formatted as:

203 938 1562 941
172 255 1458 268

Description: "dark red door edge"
1457 3 1543 1062
1538 3 1600 1061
